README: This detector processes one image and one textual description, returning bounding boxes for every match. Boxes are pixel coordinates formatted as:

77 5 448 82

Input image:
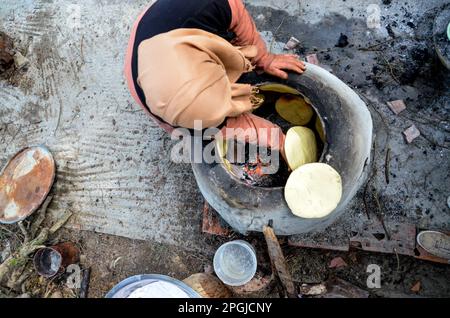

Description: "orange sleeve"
228 0 275 70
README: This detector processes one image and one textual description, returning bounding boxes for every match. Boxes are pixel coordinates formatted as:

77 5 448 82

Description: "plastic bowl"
213 240 257 286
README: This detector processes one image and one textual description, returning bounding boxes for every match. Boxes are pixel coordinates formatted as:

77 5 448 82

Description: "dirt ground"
1 0 449 298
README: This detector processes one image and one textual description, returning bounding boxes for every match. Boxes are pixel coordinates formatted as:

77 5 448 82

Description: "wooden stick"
263 223 297 298
384 147 391 185
30 195 53 237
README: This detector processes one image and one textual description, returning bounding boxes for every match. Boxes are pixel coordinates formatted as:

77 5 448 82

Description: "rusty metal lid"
0 146 55 224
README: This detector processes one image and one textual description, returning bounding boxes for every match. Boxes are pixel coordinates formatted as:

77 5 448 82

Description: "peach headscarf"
137 28 261 129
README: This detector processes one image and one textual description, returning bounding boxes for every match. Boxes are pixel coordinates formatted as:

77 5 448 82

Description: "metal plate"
0 146 55 224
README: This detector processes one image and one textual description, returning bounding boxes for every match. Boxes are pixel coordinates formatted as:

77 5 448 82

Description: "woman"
124 0 306 151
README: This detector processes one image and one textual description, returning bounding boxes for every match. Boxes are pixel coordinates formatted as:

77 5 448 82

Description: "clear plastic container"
213 240 257 286
105 274 200 298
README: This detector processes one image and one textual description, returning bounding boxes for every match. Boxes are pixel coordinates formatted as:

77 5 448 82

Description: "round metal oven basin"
191 63 373 235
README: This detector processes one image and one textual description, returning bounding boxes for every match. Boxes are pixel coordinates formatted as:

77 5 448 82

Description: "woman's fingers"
273 56 305 71
273 60 304 74
284 55 306 70
265 54 308 79
268 67 289 79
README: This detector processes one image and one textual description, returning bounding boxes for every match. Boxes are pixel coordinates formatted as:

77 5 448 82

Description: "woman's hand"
264 54 306 79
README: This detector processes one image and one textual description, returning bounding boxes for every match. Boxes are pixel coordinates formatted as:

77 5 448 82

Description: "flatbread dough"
275 96 314 125
285 126 317 170
285 163 342 218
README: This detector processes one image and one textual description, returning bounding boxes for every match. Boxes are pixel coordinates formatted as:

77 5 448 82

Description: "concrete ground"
1 0 449 297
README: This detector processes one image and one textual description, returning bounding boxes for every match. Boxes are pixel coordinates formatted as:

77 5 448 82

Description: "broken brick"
284 36 300 50
328 257 348 269
306 54 320 65
403 125 420 143
410 281 421 293
387 99 406 115
202 202 230 237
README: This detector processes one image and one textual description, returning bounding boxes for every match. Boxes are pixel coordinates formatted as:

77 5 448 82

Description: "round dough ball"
285 163 342 218
285 126 317 170
275 96 314 125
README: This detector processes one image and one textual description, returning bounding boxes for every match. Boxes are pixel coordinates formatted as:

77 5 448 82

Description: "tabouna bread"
275 96 314 125
285 126 317 170
285 163 342 218
258 83 300 95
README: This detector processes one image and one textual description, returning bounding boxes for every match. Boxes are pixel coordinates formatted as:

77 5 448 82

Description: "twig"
6 264 29 291
372 189 391 240
384 147 391 185
358 39 396 51
380 55 400 84
30 195 53 238
49 210 73 235
393 248 400 272
0 225 18 240
362 140 377 220
363 183 372 220
18 222 29 244
269 16 286 53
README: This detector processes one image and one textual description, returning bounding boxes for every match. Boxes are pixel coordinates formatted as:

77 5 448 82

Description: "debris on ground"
387 99 407 115
411 281 421 293
318 278 369 298
284 36 300 50
33 242 80 278
335 33 349 48
263 223 297 298
299 283 327 296
306 54 319 65
328 257 347 269
202 202 231 237
229 272 275 297
0 147 83 298
13 52 29 71
403 125 421 143
79 267 91 298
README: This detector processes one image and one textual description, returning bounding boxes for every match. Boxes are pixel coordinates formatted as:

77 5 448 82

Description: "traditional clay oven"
191 63 373 235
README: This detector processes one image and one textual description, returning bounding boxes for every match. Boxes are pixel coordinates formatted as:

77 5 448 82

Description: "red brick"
306 54 320 65
387 99 406 115
403 125 420 143
202 202 230 237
